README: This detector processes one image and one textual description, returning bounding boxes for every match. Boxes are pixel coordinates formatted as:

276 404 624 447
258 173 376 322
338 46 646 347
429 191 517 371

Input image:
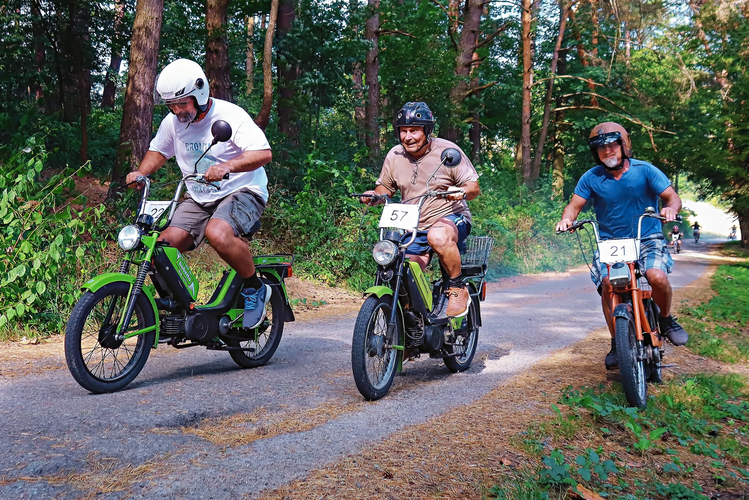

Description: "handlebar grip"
223 172 230 180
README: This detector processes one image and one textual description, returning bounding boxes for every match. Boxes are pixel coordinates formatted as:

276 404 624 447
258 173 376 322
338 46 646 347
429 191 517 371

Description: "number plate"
598 238 638 264
379 203 419 230
144 201 171 221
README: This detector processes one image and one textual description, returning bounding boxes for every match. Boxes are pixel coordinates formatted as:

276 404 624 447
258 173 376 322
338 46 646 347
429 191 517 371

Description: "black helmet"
394 102 435 138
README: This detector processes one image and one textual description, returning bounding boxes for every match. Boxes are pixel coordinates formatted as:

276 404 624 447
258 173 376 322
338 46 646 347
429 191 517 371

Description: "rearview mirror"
441 148 461 168
211 120 232 144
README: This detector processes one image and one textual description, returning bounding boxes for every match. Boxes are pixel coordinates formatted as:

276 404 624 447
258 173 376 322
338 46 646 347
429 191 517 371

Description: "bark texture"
255 0 279 130
365 0 380 158
206 0 233 102
110 0 164 196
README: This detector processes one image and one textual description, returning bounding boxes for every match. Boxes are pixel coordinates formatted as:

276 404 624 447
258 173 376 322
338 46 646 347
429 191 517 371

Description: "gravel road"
0 241 714 499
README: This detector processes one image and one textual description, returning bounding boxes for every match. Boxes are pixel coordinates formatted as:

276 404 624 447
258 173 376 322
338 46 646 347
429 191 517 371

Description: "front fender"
364 285 394 298
81 273 160 345
612 303 633 321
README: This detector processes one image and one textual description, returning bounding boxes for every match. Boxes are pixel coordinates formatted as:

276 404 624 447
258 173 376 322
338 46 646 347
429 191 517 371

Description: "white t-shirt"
149 98 271 204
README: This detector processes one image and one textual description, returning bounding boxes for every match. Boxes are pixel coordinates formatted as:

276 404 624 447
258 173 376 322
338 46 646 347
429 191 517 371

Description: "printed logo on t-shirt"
185 143 221 192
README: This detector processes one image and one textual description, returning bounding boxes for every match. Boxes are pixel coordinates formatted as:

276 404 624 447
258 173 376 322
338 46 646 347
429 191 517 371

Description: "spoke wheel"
351 295 402 400
226 280 285 368
444 299 479 373
65 282 155 393
615 314 647 408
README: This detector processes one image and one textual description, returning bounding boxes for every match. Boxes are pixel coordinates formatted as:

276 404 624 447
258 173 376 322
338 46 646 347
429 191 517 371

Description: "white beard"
602 157 620 169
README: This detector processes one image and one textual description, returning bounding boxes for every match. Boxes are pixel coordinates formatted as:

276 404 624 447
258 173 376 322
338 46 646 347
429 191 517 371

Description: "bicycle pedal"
657 363 677 368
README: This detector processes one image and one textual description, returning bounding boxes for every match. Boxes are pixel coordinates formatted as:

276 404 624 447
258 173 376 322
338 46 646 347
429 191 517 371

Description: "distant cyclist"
691 221 700 243
729 225 737 240
670 225 682 253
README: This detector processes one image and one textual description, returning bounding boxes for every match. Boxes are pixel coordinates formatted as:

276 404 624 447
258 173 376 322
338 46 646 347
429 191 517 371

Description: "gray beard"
602 157 621 169
176 111 197 123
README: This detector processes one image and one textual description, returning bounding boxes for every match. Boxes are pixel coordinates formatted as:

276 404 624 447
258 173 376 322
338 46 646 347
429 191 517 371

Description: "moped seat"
460 264 485 277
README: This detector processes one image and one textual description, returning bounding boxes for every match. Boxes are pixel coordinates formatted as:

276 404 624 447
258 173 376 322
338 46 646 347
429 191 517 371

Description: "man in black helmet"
361 102 480 318
556 121 688 370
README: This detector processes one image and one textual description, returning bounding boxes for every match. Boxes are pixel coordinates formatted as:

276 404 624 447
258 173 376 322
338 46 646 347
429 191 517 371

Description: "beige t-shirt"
376 138 479 230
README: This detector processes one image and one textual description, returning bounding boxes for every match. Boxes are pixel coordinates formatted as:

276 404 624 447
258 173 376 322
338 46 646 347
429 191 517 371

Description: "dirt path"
0 243 724 499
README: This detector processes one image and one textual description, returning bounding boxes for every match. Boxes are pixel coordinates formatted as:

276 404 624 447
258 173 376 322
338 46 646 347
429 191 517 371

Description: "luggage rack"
462 236 494 271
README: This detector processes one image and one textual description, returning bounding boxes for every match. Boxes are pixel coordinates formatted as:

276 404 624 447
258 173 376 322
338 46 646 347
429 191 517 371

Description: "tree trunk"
254 0 279 130
110 0 164 197
520 0 533 185
102 1 126 108
245 15 255 95
588 0 599 106
31 2 45 103
206 0 232 102
365 0 380 158
443 0 483 142
277 0 298 141
350 0 365 134
531 1 569 180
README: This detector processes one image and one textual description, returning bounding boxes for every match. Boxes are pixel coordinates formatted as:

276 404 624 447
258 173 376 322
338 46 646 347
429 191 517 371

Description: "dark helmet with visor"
588 122 633 168
394 102 435 139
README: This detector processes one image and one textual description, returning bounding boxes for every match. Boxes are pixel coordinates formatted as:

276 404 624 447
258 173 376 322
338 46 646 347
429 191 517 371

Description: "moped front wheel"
351 295 402 401
65 282 156 394
444 299 479 373
226 280 285 368
615 314 647 408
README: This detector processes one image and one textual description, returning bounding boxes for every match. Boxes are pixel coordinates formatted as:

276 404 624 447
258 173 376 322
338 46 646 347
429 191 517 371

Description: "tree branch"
462 81 499 98
474 22 511 51
377 29 417 39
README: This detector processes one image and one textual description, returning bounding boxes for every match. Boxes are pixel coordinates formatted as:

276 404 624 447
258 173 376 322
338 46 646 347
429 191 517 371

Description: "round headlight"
117 225 142 251
373 240 397 266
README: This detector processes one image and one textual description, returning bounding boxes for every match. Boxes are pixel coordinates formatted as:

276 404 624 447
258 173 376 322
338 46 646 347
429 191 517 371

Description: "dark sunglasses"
589 131 622 147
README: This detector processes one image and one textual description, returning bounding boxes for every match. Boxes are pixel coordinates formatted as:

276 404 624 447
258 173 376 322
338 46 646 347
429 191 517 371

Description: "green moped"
65 121 294 393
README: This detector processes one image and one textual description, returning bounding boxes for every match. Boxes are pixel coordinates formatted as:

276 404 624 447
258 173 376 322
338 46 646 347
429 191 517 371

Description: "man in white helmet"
125 58 272 329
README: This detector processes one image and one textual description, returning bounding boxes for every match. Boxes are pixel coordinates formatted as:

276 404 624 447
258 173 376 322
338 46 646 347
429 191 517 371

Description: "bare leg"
600 277 615 337
645 268 672 318
158 226 194 253
204 219 256 278
427 219 461 278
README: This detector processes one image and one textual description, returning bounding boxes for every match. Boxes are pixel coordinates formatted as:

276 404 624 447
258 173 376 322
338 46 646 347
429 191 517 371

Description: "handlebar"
556 209 683 240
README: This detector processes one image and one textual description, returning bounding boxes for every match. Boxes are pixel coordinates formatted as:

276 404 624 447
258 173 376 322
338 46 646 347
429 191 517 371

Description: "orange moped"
559 208 679 408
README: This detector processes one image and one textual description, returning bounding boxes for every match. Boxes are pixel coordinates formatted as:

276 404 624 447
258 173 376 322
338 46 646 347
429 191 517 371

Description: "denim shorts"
590 235 673 288
402 213 472 256
171 189 265 249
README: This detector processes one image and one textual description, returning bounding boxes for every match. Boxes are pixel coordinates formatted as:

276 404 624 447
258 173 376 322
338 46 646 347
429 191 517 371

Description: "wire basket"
462 236 495 267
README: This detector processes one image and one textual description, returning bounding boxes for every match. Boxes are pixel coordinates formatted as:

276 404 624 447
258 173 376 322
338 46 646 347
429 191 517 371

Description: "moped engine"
422 324 444 353
185 312 219 342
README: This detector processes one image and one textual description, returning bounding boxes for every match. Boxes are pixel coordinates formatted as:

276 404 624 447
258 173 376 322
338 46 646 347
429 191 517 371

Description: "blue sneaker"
241 284 272 329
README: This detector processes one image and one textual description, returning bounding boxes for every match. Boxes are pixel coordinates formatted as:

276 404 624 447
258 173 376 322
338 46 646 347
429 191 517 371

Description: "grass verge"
486 254 749 499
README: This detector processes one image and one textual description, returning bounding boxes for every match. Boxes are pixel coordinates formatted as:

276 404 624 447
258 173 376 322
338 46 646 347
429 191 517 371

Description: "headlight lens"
373 240 398 266
117 225 142 251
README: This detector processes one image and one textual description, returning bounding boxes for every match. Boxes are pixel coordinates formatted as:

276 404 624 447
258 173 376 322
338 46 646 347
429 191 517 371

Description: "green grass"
486 259 749 499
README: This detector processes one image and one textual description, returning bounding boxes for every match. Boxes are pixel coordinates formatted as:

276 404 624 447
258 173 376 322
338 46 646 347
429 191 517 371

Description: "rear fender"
258 268 295 322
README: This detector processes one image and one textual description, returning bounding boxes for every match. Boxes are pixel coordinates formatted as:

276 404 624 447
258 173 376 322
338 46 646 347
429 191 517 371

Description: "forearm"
134 151 167 176
221 149 272 173
462 181 480 201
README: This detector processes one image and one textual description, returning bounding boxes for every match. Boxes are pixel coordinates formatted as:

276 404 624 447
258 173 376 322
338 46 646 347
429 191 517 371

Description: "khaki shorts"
171 189 265 249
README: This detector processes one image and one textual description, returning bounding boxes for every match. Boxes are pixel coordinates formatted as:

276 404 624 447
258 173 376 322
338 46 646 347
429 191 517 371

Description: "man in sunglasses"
555 122 688 370
125 58 273 329
360 102 480 318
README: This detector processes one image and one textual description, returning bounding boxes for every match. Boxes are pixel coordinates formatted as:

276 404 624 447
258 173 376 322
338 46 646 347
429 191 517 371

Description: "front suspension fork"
116 261 151 338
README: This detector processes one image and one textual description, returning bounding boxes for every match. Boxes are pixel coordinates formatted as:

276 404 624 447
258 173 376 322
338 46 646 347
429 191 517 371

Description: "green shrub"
0 135 110 335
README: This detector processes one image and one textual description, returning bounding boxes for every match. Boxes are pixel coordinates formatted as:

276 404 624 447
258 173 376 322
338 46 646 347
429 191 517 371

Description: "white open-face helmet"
154 58 209 110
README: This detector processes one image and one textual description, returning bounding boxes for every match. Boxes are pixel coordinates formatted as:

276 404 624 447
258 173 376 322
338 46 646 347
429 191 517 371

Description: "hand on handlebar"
660 206 679 222
203 164 231 183
359 190 386 206
125 171 148 190
556 218 575 234
443 188 466 201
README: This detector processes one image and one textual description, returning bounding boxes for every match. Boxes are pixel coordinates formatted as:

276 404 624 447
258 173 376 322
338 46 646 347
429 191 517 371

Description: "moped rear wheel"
65 282 156 394
351 295 402 401
226 280 285 368
615 314 647 408
444 298 479 373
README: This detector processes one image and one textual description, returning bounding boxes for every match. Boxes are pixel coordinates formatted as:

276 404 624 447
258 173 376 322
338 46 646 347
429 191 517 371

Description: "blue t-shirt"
574 159 671 239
